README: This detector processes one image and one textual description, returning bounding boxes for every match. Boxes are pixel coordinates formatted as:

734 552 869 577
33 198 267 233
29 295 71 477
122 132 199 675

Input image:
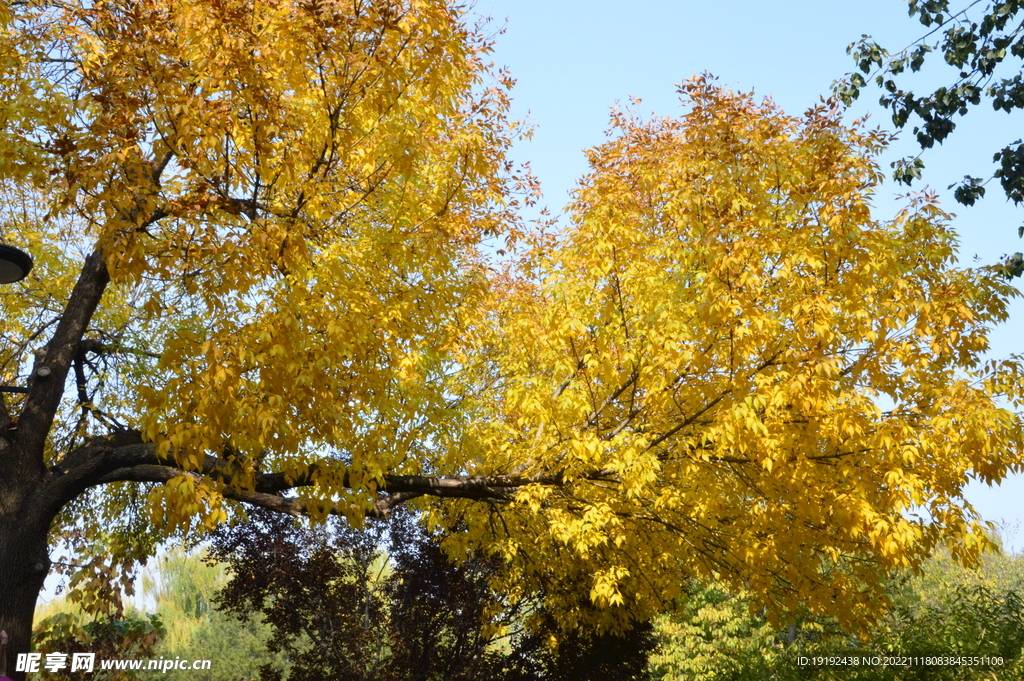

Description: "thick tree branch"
17 247 110 465
90 459 426 518
48 430 625 521
43 432 155 514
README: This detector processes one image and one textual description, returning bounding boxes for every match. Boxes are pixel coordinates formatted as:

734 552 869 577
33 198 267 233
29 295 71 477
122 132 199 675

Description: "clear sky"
475 0 1024 551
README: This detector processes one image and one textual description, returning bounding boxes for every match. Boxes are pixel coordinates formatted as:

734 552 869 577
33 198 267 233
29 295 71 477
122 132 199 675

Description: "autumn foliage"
434 79 1024 630
0 0 1021 670
0 0 521 669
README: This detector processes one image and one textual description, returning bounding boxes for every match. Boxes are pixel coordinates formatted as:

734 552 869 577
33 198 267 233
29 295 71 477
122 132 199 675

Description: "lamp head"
0 244 33 284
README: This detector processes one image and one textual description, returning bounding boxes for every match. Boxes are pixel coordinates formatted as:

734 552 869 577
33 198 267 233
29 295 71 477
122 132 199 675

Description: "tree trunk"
0 511 53 681
0 244 113 681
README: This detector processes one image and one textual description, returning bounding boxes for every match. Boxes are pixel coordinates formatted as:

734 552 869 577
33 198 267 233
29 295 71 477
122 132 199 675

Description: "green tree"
32 548 281 681
143 548 283 681
647 582 783 681
648 545 1024 680
837 0 1024 274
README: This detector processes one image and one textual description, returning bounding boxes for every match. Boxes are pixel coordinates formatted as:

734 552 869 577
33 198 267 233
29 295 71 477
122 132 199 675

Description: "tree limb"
18 247 110 466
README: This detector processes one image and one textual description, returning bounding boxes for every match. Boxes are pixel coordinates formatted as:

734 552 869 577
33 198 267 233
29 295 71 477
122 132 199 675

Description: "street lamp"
0 244 32 284
0 244 33 393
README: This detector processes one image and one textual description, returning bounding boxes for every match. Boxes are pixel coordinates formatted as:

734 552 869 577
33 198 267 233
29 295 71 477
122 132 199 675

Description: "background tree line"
31 518 1024 680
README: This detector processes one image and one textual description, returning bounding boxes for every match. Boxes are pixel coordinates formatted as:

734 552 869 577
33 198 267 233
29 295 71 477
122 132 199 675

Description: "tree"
208 509 477 681
647 581 783 681
836 0 1024 274
647 544 1024 680
0 2 1020 673
207 508 655 681
0 0 521 674
33 613 163 681
142 548 282 681
207 509 513 681
33 547 287 681
432 77 1024 635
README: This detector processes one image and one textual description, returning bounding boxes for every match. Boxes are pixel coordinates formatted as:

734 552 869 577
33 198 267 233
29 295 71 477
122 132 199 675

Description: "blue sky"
476 0 1024 551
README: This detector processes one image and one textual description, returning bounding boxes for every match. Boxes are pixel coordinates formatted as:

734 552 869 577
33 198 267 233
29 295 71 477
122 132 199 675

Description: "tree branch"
79 338 161 360
49 432 621 520
17 247 110 465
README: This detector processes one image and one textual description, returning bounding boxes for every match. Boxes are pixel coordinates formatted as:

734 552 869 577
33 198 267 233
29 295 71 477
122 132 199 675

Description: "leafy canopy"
434 78 1024 631
0 0 1020 640
0 0 521 612
649 544 1024 680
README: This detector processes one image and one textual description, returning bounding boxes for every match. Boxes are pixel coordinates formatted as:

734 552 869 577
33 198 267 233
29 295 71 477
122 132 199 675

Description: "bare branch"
79 338 161 360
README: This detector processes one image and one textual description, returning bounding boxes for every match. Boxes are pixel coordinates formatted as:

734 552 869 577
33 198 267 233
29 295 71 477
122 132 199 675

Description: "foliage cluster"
444 76 1024 632
142 549 284 680
204 509 655 681
34 511 656 681
837 0 1024 273
649 544 1024 680
0 0 527 666
32 533 1024 681
33 550 277 681
31 612 163 681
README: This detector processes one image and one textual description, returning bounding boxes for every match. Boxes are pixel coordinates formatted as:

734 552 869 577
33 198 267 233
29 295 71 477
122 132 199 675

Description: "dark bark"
0 244 112 681
16 248 110 460
0 500 56 681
